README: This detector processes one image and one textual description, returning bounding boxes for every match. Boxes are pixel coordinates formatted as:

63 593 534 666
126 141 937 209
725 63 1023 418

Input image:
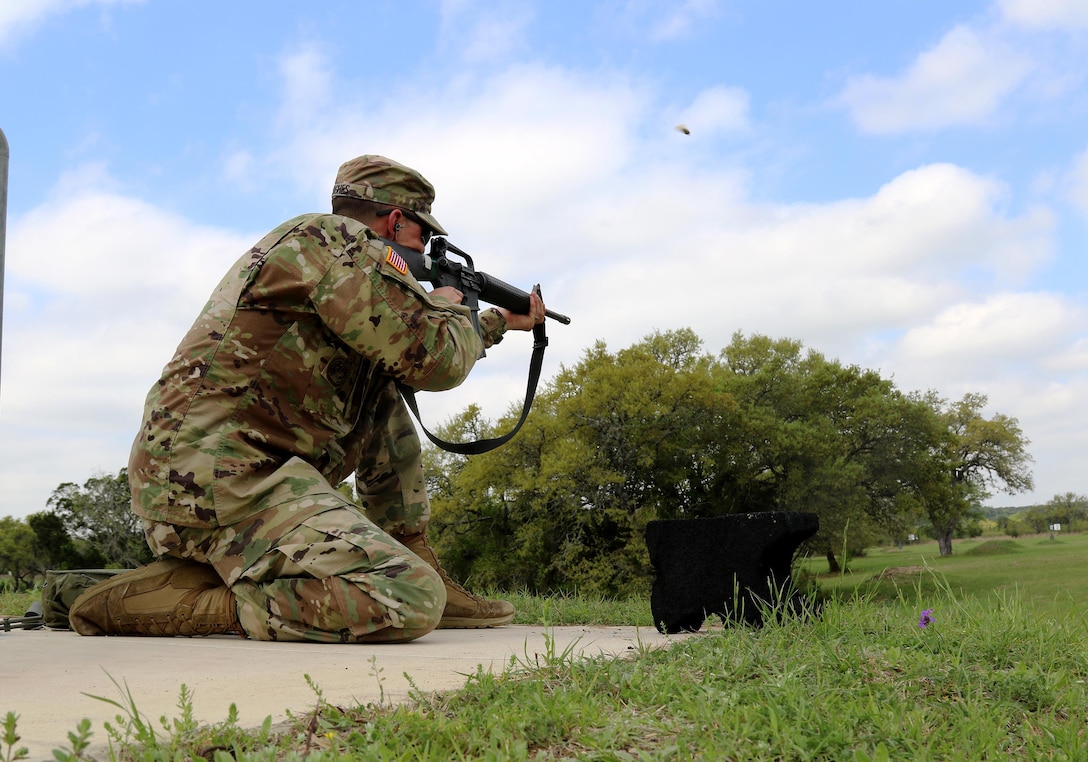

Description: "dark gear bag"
41 569 127 629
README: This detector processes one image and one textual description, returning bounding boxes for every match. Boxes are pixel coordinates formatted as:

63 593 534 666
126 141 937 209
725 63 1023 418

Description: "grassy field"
2 533 1086 760
799 531 1088 619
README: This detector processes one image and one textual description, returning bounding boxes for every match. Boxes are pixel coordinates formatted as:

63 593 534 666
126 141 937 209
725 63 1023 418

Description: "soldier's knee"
383 559 445 641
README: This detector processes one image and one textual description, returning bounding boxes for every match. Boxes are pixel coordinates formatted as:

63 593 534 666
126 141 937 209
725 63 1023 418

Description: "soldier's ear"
376 208 398 238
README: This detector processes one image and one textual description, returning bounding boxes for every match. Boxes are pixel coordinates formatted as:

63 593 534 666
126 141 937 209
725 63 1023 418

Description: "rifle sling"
399 322 548 455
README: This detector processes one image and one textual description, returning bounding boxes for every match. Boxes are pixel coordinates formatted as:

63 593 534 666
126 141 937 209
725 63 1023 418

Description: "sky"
1 0 1087 521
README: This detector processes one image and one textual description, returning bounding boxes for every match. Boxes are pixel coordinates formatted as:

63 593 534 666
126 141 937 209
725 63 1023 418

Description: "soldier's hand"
431 286 464 304
499 289 546 332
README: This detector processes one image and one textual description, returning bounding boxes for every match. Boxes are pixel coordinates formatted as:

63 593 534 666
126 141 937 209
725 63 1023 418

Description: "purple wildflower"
918 608 935 629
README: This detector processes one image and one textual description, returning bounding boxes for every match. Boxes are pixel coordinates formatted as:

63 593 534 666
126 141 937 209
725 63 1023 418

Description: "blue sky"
2 0 1087 520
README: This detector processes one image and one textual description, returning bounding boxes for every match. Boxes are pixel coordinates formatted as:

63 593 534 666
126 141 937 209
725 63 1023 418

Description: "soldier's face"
400 210 434 249
392 211 431 253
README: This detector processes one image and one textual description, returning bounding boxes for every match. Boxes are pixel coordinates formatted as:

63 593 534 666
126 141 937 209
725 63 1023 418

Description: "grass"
800 531 1088 619
0 592 36 620
3 532 1087 760
505 589 653 627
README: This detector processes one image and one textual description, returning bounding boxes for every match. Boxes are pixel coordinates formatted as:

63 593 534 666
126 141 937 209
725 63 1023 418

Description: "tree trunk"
825 548 841 574
936 529 954 556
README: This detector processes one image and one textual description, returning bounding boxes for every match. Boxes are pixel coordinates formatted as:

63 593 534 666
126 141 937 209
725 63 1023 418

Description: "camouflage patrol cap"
332 155 448 236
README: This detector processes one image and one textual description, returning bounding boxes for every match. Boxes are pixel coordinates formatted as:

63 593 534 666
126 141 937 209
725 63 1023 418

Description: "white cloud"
887 293 1088 506
438 0 534 64
1047 337 1088 373
678 163 1048 298
0 0 142 48
220 149 257 189
565 163 1053 362
599 0 723 43
195 53 1060 381
267 59 650 240
675 86 750 137
839 25 1033 133
1065 146 1088 220
898 292 1081 367
11 182 251 306
645 0 721 41
276 44 336 131
1 175 258 516
999 0 1088 30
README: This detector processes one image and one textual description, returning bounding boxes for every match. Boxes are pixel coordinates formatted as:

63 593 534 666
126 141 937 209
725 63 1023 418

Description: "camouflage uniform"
130 205 508 643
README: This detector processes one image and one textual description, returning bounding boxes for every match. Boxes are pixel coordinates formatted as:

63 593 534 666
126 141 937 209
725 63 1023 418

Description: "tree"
713 333 938 572
428 329 727 596
1042 492 1088 527
1021 505 1051 534
47 469 153 568
0 512 107 590
426 328 1036 589
923 393 1034 556
26 511 106 570
0 517 39 589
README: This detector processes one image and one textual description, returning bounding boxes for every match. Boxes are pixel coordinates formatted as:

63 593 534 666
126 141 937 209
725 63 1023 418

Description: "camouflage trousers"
143 494 445 643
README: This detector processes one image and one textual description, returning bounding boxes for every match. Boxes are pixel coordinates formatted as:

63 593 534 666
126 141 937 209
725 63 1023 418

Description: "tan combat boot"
69 557 242 637
398 532 515 628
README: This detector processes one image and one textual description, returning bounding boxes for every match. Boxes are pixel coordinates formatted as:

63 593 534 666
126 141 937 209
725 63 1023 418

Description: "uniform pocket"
300 342 366 435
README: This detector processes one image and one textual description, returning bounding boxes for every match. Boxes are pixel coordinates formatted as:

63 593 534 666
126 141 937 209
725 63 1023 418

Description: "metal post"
0 127 7 407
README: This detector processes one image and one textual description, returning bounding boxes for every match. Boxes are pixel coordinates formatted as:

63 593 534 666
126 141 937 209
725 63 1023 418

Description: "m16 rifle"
385 237 570 454
395 237 570 345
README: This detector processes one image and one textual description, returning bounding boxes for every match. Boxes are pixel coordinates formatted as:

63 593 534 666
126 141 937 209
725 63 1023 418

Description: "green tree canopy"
713 333 946 570
26 511 107 570
46 469 153 568
919 392 1034 556
1043 492 1088 526
0 516 38 589
1021 492 1087 533
425 328 1015 591
428 328 726 596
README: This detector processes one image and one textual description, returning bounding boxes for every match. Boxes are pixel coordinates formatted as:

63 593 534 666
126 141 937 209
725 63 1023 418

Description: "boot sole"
438 612 516 629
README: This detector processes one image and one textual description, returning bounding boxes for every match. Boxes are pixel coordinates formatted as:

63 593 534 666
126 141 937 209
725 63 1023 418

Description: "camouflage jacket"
129 213 506 529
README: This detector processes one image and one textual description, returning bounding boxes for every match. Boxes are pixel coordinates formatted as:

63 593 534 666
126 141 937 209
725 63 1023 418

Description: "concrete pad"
1 625 684 761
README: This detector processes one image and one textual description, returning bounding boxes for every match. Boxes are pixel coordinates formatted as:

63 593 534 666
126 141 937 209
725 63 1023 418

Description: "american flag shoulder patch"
385 247 408 275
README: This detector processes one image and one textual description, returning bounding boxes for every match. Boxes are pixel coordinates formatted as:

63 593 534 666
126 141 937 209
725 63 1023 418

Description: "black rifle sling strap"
399 320 548 455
